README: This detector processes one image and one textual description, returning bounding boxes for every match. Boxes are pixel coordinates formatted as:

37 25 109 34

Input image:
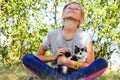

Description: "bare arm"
36 45 67 63
36 45 55 62
57 41 94 69
79 41 94 68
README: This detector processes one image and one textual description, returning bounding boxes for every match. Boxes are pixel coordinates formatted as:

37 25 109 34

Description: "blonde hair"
63 2 85 24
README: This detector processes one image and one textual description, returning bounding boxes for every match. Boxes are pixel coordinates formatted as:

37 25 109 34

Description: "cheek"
75 10 81 18
62 13 66 19
77 53 81 56
76 13 81 20
62 10 68 17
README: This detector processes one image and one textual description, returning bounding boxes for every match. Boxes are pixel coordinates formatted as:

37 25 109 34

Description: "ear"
62 12 63 17
75 45 79 53
92 41 94 44
84 47 87 52
75 45 78 48
62 11 64 19
75 45 78 50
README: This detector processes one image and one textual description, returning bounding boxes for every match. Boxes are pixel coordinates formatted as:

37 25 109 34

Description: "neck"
63 19 79 33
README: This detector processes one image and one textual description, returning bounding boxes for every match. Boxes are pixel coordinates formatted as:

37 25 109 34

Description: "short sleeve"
80 32 93 47
85 32 93 46
42 32 51 50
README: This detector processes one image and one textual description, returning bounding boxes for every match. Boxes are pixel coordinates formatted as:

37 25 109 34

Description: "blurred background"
0 0 120 80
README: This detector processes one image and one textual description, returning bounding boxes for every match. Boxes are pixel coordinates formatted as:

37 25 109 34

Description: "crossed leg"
22 54 108 80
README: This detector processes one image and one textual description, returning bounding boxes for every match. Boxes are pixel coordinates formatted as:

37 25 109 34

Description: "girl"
22 2 108 80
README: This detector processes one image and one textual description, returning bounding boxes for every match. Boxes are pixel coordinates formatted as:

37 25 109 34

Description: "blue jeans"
22 54 108 80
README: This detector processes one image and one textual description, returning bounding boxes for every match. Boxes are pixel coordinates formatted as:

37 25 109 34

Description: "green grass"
0 64 29 80
96 68 120 80
0 64 120 80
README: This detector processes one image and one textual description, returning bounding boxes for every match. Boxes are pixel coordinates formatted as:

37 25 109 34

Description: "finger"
57 59 61 65
56 52 63 56
61 48 67 52
58 48 67 53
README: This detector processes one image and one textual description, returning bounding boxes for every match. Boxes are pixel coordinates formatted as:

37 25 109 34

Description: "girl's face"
62 3 82 22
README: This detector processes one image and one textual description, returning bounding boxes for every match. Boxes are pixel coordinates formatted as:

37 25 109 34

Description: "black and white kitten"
55 46 87 76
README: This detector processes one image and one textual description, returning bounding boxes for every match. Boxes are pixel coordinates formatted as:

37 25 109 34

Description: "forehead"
67 3 81 8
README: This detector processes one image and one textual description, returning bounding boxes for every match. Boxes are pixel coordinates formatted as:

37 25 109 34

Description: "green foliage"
81 0 120 59
0 0 49 65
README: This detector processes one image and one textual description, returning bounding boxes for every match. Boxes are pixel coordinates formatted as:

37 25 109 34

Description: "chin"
65 17 79 21
63 15 79 21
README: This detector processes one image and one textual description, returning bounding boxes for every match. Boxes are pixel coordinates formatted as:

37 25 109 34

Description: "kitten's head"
74 45 87 60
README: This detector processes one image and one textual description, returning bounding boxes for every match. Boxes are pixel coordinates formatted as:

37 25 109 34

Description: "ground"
0 64 120 80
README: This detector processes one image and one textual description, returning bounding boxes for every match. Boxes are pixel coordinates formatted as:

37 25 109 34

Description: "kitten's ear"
84 47 87 52
75 45 79 53
92 41 94 44
75 45 79 49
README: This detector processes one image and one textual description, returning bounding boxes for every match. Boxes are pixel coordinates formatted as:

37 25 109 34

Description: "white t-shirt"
42 28 92 55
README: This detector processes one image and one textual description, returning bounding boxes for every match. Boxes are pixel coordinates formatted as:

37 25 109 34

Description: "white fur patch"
62 66 68 75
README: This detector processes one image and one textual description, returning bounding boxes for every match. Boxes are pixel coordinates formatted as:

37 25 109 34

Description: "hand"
57 55 69 65
53 48 67 60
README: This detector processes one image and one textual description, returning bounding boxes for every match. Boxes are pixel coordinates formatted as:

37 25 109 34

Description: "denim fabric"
22 54 108 80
